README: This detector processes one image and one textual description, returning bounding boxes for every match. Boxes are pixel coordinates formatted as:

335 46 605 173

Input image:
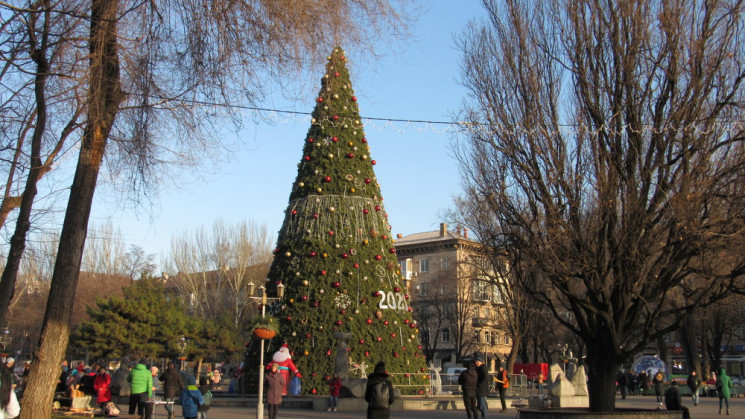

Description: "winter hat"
186 374 196 386
474 355 484 363
374 362 386 374
5 357 14 365
281 343 289 349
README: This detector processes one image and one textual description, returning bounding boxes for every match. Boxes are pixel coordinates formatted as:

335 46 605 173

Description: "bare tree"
11 0 413 415
165 219 273 327
455 0 745 411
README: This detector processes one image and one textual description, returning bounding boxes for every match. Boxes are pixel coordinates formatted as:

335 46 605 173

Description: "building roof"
394 223 479 247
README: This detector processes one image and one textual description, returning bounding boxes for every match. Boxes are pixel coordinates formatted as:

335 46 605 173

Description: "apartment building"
395 223 510 371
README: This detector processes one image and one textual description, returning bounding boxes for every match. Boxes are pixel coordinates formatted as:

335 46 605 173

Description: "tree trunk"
21 1 123 417
585 340 621 412
680 320 701 376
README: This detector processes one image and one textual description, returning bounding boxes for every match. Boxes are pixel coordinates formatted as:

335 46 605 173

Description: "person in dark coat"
197 376 211 419
364 361 395 419
653 370 665 407
458 362 481 419
265 363 286 419
474 356 489 419
664 381 690 419
160 362 186 419
617 369 627 399
686 371 701 406
494 365 509 413
179 375 203 419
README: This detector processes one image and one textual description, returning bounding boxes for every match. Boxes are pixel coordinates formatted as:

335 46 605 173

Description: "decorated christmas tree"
264 47 428 395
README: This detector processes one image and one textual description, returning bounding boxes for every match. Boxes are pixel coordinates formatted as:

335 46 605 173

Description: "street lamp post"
247 280 284 419
178 336 187 370
0 326 10 354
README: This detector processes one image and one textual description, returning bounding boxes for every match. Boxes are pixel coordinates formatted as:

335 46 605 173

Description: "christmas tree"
264 47 428 395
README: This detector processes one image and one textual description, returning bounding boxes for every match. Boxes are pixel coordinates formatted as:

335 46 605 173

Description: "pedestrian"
639 370 648 396
664 380 690 419
93 367 112 408
458 362 481 419
715 367 732 415
364 361 395 419
210 365 221 390
179 375 203 419
160 361 186 419
537 371 545 395
151 366 160 393
265 363 286 419
494 365 509 413
0 364 20 418
197 376 212 419
653 370 664 407
327 372 342 411
686 370 701 406
617 369 627 399
473 356 488 419
127 362 153 418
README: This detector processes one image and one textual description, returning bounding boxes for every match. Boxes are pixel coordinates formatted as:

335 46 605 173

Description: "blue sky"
90 1 485 266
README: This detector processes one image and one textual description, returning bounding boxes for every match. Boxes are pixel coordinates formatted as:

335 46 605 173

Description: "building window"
441 328 450 343
420 258 429 272
419 282 430 296
421 330 430 344
492 284 504 304
494 335 500 345
484 330 491 345
505 335 510 345
473 280 490 301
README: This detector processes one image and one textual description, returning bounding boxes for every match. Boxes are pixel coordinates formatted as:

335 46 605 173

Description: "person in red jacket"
93 367 112 407
327 372 342 411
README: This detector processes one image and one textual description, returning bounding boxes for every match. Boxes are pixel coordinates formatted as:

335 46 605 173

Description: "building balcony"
472 317 491 328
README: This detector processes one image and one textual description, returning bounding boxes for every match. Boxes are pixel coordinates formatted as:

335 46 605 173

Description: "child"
198 376 212 419
327 373 342 411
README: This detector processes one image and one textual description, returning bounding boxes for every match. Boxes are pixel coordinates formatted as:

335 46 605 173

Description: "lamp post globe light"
178 336 187 370
247 280 284 419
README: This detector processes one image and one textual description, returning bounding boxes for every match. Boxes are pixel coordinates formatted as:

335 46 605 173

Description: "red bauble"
313 301 319 307
371 160 377 165
333 282 341 288
358 339 365 345
306 333 312 338
353 263 360 268
352 96 357 102
362 138 367 143
347 153 354 158
373 291 381 297
334 72 340 77
375 255 382 260
363 209 369 215
335 320 343 326
312 388 317 394
286 316 292 321
317 97 324 102
304 155 311 161
329 230 334 236
274 248 280 254
383 321 389 325
321 270 327 275
291 210 298 216
410 323 416 329
308 137 314 143
389 248 396 254
394 287 401 293
332 137 338 142
364 350 370 357
391 333 397 338
366 318 373 324
333 115 339 120
365 178 371 184
375 206 381 211
326 350 332 356
393 351 399 358
403 319 409 324
309 251 316 257
404 373 410 378
342 253 348 258
324 176 332 182
313 213 319 219
418 345 423 350
301 295 308 301
405 294 410 300
419 390 425 395
376 336 382 342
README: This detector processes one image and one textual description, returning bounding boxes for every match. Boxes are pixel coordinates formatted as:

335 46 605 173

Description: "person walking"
617 369 627 399
686 370 701 406
160 361 186 419
474 356 488 419
494 365 509 413
664 381 690 419
127 362 153 418
0 364 20 418
179 375 203 419
653 370 664 408
537 371 545 395
265 363 286 419
458 362 481 419
716 367 733 415
364 361 395 419
327 372 342 411
197 376 212 419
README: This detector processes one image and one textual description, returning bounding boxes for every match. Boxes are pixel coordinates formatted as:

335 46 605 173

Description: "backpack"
202 390 212 406
370 381 391 409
